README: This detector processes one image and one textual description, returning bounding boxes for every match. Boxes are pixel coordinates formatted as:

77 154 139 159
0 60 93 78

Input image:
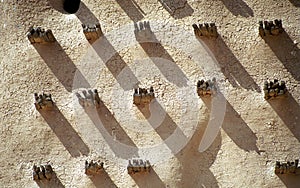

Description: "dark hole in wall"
63 0 81 14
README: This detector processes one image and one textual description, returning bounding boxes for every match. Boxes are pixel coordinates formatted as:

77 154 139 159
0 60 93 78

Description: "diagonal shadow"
175 112 221 188
137 100 177 141
220 0 254 17
33 42 90 92
222 100 259 152
158 0 194 19
92 36 140 91
75 2 100 24
136 99 188 154
35 172 65 188
39 105 90 157
202 96 259 153
135 22 188 87
277 174 300 188
288 0 300 7
115 0 144 22
48 0 66 13
88 170 117 188
262 30 300 82
75 93 139 159
129 167 165 188
267 91 300 141
198 36 261 92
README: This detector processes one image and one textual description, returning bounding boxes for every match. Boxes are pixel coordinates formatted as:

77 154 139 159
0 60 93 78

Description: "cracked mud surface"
0 0 299 187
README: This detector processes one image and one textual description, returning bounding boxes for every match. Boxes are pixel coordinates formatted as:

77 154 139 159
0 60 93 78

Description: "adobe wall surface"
0 0 299 187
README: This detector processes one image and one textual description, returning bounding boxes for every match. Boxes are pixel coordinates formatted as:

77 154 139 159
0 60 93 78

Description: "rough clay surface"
0 0 300 188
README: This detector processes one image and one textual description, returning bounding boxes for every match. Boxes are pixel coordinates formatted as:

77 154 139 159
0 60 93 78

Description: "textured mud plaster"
1 0 300 188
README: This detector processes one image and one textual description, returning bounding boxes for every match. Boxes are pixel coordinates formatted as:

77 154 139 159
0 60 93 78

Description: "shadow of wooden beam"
130 167 165 188
262 30 300 82
39 105 90 157
33 41 90 92
198 36 261 92
267 92 300 142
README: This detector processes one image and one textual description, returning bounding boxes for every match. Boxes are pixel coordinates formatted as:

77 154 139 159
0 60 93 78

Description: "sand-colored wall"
0 0 299 187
